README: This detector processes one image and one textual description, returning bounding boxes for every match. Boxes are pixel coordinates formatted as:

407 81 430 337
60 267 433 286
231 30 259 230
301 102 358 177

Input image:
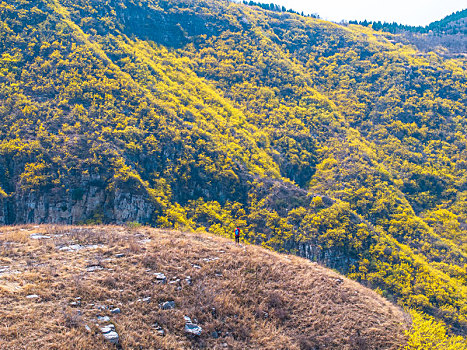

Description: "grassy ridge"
0 225 408 349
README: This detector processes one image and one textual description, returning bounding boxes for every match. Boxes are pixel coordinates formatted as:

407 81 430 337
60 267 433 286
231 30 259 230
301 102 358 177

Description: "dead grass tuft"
62 309 83 329
128 238 142 253
100 275 117 289
141 253 158 269
297 335 320 350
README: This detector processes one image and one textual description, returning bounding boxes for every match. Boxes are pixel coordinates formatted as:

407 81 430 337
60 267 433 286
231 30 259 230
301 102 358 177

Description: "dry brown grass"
0 225 409 349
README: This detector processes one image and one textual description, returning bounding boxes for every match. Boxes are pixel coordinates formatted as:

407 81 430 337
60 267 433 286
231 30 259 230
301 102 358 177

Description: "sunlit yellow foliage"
405 310 467 350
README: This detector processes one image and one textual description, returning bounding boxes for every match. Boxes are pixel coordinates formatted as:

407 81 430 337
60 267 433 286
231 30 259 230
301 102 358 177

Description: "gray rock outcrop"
184 316 202 336
101 324 119 344
160 301 175 310
3 178 156 225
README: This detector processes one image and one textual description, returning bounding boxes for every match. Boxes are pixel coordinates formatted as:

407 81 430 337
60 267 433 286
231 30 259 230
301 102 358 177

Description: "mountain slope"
0 225 408 349
350 9 467 55
0 0 466 341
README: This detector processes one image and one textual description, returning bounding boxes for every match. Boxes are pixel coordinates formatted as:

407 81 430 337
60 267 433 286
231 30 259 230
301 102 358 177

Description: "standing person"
234 227 240 244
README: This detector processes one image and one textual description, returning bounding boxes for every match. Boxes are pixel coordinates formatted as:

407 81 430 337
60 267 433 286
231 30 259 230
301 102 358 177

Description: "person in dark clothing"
234 227 240 244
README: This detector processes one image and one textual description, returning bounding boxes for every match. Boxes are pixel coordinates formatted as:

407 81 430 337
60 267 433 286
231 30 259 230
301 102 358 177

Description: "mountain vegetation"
349 9 467 56
241 1 318 18
0 0 466 347
350 9 467 34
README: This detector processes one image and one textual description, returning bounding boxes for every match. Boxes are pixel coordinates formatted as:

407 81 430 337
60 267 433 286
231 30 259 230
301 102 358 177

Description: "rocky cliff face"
2 182 156 225
69 0 238 49
297 242 358 274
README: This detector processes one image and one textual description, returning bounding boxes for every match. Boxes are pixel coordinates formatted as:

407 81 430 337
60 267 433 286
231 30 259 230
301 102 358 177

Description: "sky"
254 0 466 26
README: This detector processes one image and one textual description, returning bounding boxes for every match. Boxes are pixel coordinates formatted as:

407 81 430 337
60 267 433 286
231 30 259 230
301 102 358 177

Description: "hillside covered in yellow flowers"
0 0 466 346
